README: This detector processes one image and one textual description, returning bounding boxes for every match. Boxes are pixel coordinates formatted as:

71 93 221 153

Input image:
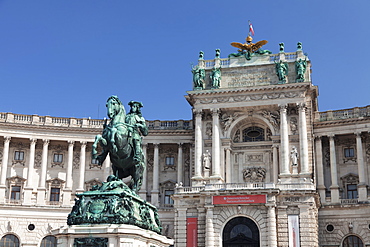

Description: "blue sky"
0 1 369 120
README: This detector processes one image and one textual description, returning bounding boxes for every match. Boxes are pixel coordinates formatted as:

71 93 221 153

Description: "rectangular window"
50 188 60 201
165 157 174 166
164 190 174 205
347 184 358 199
14 151 24 161
53 154 63 163
344 148 355 158
10 186 21 200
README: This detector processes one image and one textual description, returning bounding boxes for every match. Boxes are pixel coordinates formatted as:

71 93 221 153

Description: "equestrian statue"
92 95 148 193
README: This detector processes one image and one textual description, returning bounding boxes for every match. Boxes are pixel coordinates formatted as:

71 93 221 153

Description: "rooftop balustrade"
317 105 370 122
0 112 193 130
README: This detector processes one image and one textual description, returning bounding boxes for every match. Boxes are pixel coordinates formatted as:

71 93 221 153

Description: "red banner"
213 195 266 205
186 217 198 247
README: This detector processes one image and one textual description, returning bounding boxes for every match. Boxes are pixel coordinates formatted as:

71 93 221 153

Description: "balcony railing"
176 182 275 194
340 199 358 205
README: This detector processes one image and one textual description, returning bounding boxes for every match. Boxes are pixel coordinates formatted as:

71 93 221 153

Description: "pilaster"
0 137 11 203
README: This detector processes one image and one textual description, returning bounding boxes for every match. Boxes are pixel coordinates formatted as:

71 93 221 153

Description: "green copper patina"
92 95 147 193
191 65 205 90
297 42 302 51
69 96 162 234
279 42 285 53
275 60 288 83
67 175 162 234
210 67 221 89
295 58 307 82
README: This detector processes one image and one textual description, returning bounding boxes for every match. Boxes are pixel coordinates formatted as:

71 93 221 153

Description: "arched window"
0 234 20 247
242 126 265 142
343 235 363 247
40 236 57 247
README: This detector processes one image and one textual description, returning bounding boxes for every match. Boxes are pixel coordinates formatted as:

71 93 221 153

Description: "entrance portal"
222 216 260 247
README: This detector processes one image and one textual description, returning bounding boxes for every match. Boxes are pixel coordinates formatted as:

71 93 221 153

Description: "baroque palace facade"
0 38 370 247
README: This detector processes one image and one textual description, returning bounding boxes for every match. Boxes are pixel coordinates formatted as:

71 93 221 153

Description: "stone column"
328 135 339 203
24 138 37 205
193 109 203 181
355 132 367 202
139 144 147 200
279 104 290 175
77 141 87 192
177 143 183 184
63 141 74 206
205 205 215 246
66 141 74 189
272 144 279 184
267 205 277 247
211 108 221 181
175 207 187 247
37 139 49 205
225 147 231 183
151 143 160 206
315 136 326 204
26 138 37 187
298 103 309 174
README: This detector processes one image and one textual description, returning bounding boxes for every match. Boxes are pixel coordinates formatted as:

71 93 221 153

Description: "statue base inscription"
67 175 162 234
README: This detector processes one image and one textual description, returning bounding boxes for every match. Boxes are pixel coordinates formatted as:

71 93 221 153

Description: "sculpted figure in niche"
290 146 299 167
203 150 211 177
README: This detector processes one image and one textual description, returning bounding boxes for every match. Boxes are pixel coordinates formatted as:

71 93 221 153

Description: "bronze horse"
92 96 145 193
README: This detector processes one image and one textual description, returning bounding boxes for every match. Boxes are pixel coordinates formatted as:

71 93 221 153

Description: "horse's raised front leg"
92 134 102 158
110 128 118 153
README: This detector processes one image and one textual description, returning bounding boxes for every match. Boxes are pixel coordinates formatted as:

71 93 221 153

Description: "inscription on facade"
226 71 271 87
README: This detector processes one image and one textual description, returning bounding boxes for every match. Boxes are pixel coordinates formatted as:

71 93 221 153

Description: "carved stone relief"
290 117 298 135
233 129 240 143
198 92 301 105
34 150 42 168
261 110 280 130
73 152 80 169
245 154 263 163
205 122 212 139
220 112 238 132
242 167 266 182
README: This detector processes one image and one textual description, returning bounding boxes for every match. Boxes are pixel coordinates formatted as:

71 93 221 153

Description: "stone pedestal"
52 224 174 247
